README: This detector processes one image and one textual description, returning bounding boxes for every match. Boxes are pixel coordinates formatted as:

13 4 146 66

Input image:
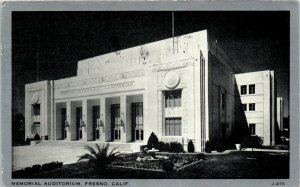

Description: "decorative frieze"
58 81 134 97
55 69 144 89
152 58 194 72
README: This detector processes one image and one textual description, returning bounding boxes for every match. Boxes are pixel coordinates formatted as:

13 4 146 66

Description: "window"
93 106 100 130
221 93 226 109
31 122 40 134
241 85 247 95
33 104 40 116
165 118 181 136
111 104 120 126
132 103 143 129
249 103 255 111
242 104 247 111
165 90 182 108
249 84 255 94
249 124 256 135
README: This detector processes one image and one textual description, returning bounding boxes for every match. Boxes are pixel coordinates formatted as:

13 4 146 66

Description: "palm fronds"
77 143 120 173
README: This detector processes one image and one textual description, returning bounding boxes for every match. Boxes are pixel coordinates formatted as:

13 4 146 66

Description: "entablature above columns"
54 69 145 89
54 89 145 103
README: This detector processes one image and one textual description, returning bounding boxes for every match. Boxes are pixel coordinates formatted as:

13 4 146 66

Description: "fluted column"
100 98 106 142
81 99 88 141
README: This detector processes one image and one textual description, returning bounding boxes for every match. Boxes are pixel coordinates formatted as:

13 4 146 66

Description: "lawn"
12 151 289 179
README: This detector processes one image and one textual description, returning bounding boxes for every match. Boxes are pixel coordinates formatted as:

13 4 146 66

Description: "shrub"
241 135 263 158
12 161 63 178
205 141 212 153
56 161 63 168
25 138 32 145
157 141 170 152
206 139 226 152
31 164 41 173
41 161 63 171
241 135 263 149
147 132 159 149
214 140 226 152
188 140 195 153
169 142 184 153
33 133 41 140
162 160 174 172
78 143 120 174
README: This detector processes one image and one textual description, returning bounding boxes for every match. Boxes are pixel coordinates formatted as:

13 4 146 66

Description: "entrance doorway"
131 102 143 141
61 108 66 139
92 106 100 140
76 107 82 140
111 104 121 141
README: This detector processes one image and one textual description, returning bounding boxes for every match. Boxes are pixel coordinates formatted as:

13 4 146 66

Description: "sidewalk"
204 148 289 155
242 148 289 153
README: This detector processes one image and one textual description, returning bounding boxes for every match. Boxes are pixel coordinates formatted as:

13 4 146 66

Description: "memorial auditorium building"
24 30 277 152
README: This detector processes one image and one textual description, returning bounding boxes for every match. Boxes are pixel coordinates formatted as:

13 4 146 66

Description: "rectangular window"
31 122 40 134
242 104 247 111
249 103 255 111
165 90 182 108
241 85 247 95
132 102 143 129
33 104 40 116
249 124 256 135
111 104 120 127
249 84 255 94
165 117 181 136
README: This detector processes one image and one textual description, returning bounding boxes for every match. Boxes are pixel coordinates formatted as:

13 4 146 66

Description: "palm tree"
78 143 120 174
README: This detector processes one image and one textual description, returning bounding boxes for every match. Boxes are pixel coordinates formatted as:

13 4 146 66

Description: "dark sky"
12 11 290 117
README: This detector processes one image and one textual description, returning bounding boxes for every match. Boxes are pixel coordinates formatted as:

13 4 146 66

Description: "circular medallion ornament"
163 71 180 88
31 93 39 104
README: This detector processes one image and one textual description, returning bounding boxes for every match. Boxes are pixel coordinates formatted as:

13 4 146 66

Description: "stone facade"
235 70 277 146
25 30 277 151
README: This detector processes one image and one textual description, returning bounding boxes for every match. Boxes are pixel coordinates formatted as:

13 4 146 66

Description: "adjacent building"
277 97 284 131
235 71 277 146
24 30 278 151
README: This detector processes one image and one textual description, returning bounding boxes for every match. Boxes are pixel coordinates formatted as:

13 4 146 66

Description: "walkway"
12 141 141 171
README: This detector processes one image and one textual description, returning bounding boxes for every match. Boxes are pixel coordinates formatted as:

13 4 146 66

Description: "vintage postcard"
1 1 299 187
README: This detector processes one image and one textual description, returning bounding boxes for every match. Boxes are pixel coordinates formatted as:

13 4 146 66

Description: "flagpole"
172 11 175 54
36 34 39 82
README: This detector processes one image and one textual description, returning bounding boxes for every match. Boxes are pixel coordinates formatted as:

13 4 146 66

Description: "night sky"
12 11 290 117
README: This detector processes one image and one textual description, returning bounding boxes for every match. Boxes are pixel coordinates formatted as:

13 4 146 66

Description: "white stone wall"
235 70 276 146
25 81 52 139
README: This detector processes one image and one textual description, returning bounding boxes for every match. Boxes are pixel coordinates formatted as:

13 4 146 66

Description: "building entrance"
92 106 100 140
131 102 143 141
76 107 82 140
111 104 121 141
61 108 66 139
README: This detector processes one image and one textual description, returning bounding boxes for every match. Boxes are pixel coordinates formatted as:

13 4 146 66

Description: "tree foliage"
241 135 263 149
147 132 159 149
188 140 195 153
